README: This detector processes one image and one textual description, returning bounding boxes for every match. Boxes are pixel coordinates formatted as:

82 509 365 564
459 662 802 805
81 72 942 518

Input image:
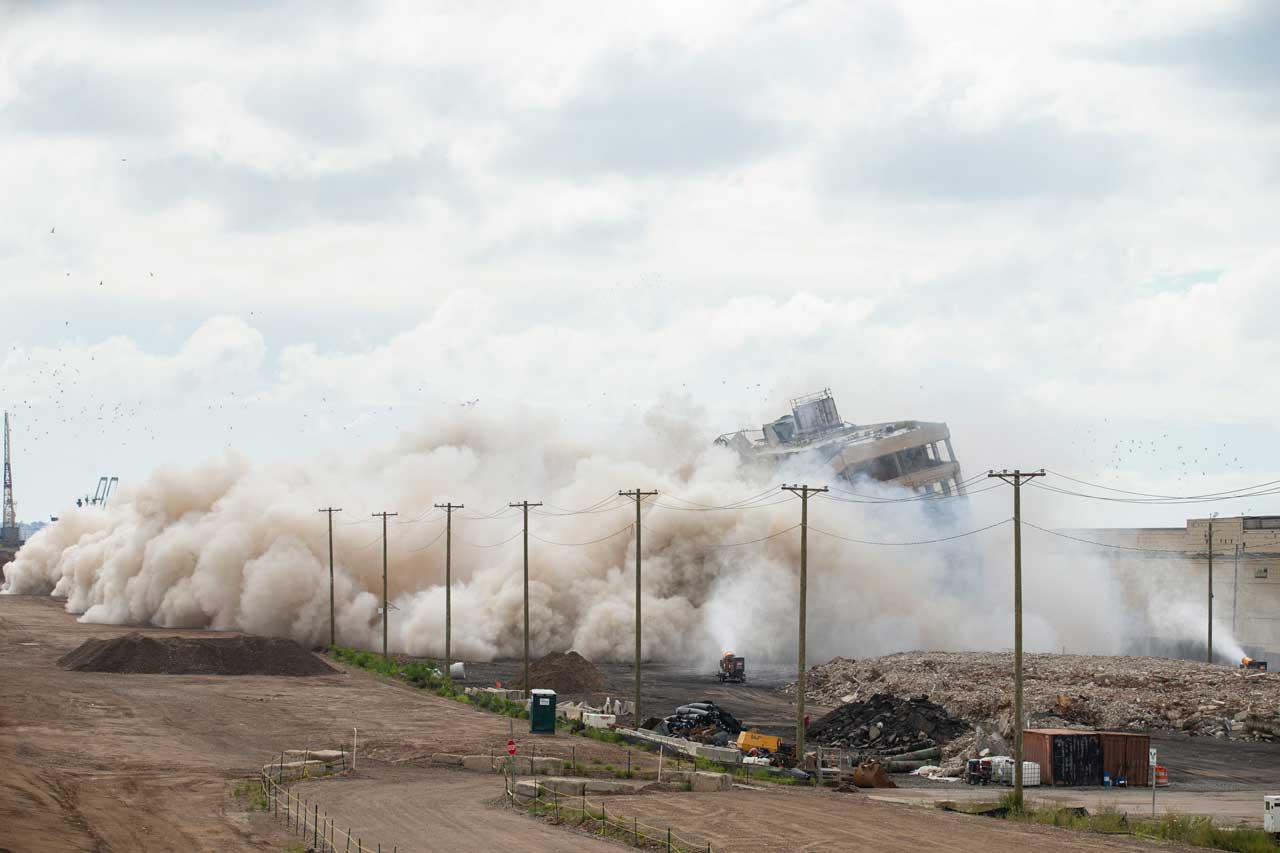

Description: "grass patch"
1133 813 1278 853
230 779 269 811
330 646 528 719
970 794 1278 853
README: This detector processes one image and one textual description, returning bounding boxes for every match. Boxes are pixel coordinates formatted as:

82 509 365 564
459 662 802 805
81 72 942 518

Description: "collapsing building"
715 390 965 495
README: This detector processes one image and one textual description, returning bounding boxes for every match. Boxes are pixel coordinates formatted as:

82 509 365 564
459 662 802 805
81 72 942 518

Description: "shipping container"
1023 729 1102 786
1099 732 1150 787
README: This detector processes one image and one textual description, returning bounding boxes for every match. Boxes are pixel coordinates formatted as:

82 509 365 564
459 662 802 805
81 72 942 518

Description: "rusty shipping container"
1099 732 1150 787
1023 729 1102 786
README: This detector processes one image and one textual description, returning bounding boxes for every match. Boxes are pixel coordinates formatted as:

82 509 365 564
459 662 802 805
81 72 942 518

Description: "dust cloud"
0 402 1230 664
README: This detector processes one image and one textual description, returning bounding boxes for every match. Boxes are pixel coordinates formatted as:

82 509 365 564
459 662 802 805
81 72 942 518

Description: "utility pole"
620 489 658 724
782 483 827 761
1207 513 1217 664
372 511 398 658
988 468 1044 810
509 500 542 692
318 507 342 647
434 501 464 671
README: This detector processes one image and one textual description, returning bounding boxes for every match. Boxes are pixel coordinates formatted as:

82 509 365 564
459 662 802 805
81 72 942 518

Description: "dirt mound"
807 693 969 752
519 650 605 695
59 632 335 676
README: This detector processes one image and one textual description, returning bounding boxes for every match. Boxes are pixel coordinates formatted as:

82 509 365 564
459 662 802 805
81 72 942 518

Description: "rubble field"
788 651 1280 760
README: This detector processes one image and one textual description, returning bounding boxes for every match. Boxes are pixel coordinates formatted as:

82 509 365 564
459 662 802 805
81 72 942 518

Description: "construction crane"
75 477 119 509
1 412 19 547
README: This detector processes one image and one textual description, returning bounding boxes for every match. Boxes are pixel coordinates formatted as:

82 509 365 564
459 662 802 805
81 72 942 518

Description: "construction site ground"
0 595 1271 852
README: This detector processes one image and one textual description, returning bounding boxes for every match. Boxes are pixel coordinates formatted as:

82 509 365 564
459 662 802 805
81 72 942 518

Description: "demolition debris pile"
60 633 336 676
647 701 744 745
791 652 1280 746
520 651 606 696
806 693 969 753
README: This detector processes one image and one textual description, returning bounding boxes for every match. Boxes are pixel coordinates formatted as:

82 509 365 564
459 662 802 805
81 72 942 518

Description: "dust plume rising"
0 401 1179 663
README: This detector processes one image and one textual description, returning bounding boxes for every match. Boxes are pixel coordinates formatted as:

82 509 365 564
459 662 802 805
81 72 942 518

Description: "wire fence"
504 773 713 852
258 752 396 853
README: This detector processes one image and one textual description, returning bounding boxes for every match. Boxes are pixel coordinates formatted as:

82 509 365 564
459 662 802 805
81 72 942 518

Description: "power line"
820 481 1005 504
650 495 796 512
1031 480 1280 505
1045 470 1280 501
825 472 991 503
406 527 448 553
455 528 523 548
1021 521 1280 554
655 485 784 510
808 517 1013 545
530 524 635 546
641 522 800 548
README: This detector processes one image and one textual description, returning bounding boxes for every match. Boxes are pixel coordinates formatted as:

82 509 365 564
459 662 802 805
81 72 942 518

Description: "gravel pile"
807 693 969 752
787 652 1280 745
60 632 336 676
519 650 606 695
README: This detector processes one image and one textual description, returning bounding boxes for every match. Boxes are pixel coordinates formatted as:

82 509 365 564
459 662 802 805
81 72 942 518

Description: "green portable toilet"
530 688 557 734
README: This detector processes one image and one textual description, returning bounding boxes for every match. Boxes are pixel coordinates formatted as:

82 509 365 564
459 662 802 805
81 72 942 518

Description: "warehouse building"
1067 516 1280 666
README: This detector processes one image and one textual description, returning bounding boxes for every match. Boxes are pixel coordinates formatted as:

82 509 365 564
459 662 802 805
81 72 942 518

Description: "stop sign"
507 739 517 756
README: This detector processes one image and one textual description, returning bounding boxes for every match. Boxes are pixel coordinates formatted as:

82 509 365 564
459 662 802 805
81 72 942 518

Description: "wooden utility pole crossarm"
509 500 542 693
620 489 658 725
987 468 1044 809
434 502 464 671
781 483 827 761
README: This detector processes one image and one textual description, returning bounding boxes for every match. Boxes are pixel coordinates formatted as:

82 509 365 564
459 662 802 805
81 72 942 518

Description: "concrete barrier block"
583 779 635 795
540 777 587 796
531 757 562 775
513 780 538 801
582 713 616 729
462 755 495 773
431 753 464 766
660 771 692 785
690 771 731 792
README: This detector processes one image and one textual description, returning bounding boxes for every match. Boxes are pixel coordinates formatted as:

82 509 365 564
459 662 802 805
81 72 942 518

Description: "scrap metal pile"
807 693 969 754
647 701 744 746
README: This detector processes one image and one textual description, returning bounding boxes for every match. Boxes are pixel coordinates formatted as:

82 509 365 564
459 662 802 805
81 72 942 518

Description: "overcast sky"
2 0 1278 525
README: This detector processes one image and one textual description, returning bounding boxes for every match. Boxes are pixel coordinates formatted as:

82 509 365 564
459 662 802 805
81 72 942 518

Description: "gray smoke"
0 401 1222 663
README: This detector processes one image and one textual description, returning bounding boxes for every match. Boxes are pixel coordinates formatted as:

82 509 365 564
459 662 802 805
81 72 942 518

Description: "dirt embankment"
60 632 336 676
789 652 1280 744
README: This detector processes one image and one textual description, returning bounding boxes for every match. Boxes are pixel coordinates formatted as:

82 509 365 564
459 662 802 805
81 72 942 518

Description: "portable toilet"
530 688 557 734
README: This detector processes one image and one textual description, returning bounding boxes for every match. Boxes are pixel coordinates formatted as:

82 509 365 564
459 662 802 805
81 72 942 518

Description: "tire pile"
647 701 744 746
807 693 969 753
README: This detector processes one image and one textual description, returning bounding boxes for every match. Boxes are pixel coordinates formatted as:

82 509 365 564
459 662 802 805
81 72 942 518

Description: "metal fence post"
667 827 671 851
314 803 319 848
